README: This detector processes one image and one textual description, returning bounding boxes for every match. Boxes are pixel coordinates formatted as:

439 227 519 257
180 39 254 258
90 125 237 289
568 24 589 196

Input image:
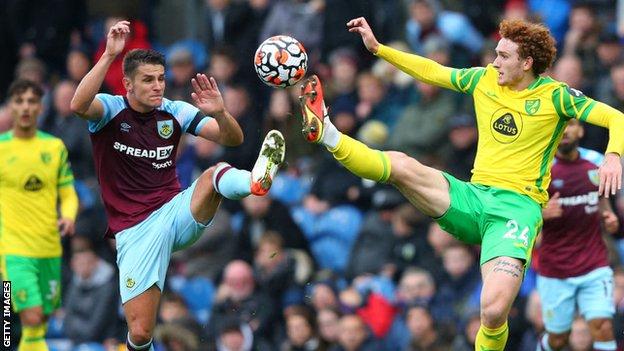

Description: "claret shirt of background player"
90 94 212 236
536 148 609 278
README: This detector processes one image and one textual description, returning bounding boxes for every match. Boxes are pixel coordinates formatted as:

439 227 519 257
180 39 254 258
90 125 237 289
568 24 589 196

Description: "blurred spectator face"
311 284 338 310
53 81 77 117
223 260 255 301
268 90 291 121
442 245 474 279
223 86 249 118
71 249 98 280
255 237 283 270
416 81 439 99
209 53 237 83
337 315 367 351
339 287 362 311
170 58 195 86
208 0 229 11
16 58 47 85
427 222 458 256
331 56 358 93
410 1 435 29
317 309 340 343
503 0 528 21
357 74 385 105
398 270 435 303
569 7 594 33
610 65 624 100
159 296 189 322
241 195 271 218
67 50 91 82
552 56 583 89
9 88 42 132
333 111 356 134
569 317 592 351
597 41 622 67
287 314 313 346
220 329 245 351
406 306 433 338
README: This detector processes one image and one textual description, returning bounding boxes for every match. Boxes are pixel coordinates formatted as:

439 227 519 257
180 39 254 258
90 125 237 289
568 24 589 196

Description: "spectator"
317 308 341 348
64 236 119 344
450 311 480 351
281 305 327 351
518 290 543 351
221 84 262 170
442 114 477 181
310 282 340 311
239 195 311 262
166 47 196 102
330 314 383 351
404 304 451 350
66 48 92 84
208 260 276 345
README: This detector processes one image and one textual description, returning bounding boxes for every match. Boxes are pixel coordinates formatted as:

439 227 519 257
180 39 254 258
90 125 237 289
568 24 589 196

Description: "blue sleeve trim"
88 94 126 133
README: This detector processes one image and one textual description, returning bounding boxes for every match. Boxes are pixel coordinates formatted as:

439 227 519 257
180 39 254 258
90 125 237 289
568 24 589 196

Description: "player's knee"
589 318 614 340
20 310 44 326
548 332 569 349
387 151 425 184
129 325 153 345
480 301 508 327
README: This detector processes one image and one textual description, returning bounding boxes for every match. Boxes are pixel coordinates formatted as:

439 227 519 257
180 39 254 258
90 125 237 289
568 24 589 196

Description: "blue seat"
290 206 316 239
311 236 351 272
313 205 363 244
270 174 310 205
171 276 215 324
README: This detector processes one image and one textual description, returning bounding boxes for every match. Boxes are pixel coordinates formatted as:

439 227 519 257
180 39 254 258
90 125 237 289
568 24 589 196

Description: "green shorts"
1 255 61 314
436 173 543 266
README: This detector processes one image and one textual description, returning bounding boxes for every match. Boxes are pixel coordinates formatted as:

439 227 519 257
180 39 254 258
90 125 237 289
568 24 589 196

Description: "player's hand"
58 218 75 236
599 153 622 198
347 17 380 54
191 74 225 117
602 211 619 234
542 192 563 220
104 21 130 57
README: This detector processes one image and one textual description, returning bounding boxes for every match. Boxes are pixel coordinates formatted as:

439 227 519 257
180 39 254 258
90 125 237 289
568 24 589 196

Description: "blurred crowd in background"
2 0 624 350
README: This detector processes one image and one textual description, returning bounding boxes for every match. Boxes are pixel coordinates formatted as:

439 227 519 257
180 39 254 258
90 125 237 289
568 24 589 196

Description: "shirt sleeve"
552 85 624 156
375 44 485 94
162 98 213 136
57 142 78 220
88 94 126 133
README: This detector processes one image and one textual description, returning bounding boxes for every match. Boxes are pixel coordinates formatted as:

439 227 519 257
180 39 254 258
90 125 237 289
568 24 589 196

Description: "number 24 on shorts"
502 220 529 247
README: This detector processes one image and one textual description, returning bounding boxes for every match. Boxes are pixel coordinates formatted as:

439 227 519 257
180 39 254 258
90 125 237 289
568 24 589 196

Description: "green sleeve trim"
24 337 45 342
552 87 570 119
578 100 596 122
378 151 390 182
58 179 75 187
450 69 461 92
535 118 567 189
0 132 12 142
35 130 56 140
465 69 486 95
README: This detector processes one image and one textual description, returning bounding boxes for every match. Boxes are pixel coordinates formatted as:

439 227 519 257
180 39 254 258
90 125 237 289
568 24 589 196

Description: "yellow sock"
475 322 508 351
328 134 391 182
18 324 48 351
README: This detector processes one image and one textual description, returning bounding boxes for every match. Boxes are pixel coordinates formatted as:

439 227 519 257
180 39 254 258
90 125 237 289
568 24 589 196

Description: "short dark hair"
122 49 166 78
7 79 44 100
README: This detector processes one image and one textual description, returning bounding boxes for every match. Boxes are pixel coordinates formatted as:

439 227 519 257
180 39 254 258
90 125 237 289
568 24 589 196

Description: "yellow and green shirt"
377 44 624 205
0 131 78 257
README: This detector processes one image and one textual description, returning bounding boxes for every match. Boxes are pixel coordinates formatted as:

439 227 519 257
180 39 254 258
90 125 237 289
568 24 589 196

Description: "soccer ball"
254 35 308 88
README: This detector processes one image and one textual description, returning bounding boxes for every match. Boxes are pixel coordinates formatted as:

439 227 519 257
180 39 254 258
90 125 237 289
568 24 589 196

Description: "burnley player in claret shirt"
70 21 285 351
536 118 619 351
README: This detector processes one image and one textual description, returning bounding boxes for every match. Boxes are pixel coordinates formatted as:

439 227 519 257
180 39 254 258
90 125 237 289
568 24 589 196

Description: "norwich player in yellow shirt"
298 18 624 351
0 80 79 351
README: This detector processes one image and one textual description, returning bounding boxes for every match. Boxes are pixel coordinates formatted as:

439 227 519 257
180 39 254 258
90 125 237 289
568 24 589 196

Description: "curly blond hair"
499 19 557 75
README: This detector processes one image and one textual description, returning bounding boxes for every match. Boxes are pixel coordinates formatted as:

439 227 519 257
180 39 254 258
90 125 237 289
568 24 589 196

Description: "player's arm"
191 74 243 146
57 146 78 236
347 17 476 92
553 86 624 197
70 21 130 120
599 197 619 234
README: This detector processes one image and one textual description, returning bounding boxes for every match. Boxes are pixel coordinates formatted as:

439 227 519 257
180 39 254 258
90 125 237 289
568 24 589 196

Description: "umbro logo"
121 122 131 133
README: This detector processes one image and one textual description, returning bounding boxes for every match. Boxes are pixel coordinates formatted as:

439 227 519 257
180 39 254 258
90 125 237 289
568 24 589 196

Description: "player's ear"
122 76 133 93
523 56 534 72
578 123 585 139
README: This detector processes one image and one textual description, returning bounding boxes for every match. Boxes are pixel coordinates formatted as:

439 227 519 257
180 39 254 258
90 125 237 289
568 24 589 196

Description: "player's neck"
509 74 538 91
12 126 36 139
126 94 155 114
557 149 579 161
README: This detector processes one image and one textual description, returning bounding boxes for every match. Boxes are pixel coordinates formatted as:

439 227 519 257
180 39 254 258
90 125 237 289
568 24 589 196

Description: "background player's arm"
70 21 130 120
57 145 78 236
191 74 243 146
554 87 624 197
599 197 619 234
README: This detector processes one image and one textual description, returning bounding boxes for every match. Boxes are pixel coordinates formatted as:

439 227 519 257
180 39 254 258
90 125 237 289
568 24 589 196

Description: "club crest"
588 169 599 186
157 120 174 139
525 99 540 115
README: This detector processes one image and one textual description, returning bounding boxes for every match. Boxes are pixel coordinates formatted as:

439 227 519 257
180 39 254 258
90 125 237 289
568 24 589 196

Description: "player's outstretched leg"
298 75 390 182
